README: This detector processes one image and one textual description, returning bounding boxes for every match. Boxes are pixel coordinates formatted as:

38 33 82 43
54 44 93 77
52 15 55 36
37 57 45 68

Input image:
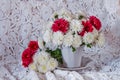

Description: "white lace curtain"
0 0 120 79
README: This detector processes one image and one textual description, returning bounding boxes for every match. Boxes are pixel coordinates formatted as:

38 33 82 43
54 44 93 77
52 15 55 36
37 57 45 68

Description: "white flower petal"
75 11 87 19
96 33 105 47
72 34 82 48
52 31 64 46
29 63 37 71
83 32 95 44
92 28 99 39
70 19 83 33
63 33 73 47
43 30 52 43
36 51 50 65
58 9 73 21
38 64 48 73
38 37 44 50
47 58 58 71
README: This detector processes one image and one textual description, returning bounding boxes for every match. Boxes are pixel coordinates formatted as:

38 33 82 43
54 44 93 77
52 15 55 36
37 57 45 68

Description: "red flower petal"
28 41 39 52
51 23 59 32
82 21 93 32
78 29 85 37
22 48 35 67
79 20 93 36
89 16 101 31
51 18 69 34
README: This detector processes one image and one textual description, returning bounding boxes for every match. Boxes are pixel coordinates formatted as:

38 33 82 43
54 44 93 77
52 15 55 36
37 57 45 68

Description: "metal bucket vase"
61 47 82 68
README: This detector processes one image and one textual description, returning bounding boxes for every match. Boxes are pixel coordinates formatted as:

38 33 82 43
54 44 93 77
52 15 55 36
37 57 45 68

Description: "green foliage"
71 46 76 52
87 44 92 48
80 42 92 48
54 14 58 19
80 42 85 46
43 41 46 46
72 32 75 35
78 15 84 20
46 48 63 64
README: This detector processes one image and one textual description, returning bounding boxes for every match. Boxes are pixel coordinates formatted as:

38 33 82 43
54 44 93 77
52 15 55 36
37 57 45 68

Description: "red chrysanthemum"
28 41 39 52
78 20 93 36
82 20 93 32
51 18 69 34
89 16 101 31
78 29 85 37
22 48 35 67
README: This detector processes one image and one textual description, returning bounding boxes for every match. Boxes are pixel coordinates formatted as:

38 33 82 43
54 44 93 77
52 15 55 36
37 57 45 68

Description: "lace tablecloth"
0 0 120 80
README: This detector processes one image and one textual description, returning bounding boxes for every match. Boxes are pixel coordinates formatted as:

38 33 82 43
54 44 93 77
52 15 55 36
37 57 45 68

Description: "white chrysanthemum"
38 64 48 73
36 51 50 65
96 33 105 47
38 37 44 50
75 11 87 19
81 18 87 22
70 19 83 33
47 58 58 70
63 33 73 47
83 32 95 44
32 54 37 65
51 11 58 19
43 30 52 43
52 31 64 46
58 9 73 21
29 63 36 71
72 34 82 48
92 28 99 40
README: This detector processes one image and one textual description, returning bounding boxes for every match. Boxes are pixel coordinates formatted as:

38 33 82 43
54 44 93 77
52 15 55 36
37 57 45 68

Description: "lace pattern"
0 0 120 79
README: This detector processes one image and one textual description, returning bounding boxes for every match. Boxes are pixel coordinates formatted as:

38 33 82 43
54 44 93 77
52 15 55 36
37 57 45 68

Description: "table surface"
0 0 120 80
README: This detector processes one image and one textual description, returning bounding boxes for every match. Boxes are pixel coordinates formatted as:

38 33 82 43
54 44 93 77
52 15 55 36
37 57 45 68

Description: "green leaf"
54 14 58 19
72 32 75 35
79 15 84 20
46 48 63 64
87 44 92 48
71 46 76 52
43 41 46 46
80 42 85 46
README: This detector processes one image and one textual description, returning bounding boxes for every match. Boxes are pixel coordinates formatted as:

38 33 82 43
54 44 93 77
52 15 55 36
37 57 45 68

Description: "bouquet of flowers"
22 41 58 73
21 9 105 73
43 9 104 49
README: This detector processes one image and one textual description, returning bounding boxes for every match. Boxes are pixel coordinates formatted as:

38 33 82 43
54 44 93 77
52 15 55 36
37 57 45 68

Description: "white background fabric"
0 0 120 79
